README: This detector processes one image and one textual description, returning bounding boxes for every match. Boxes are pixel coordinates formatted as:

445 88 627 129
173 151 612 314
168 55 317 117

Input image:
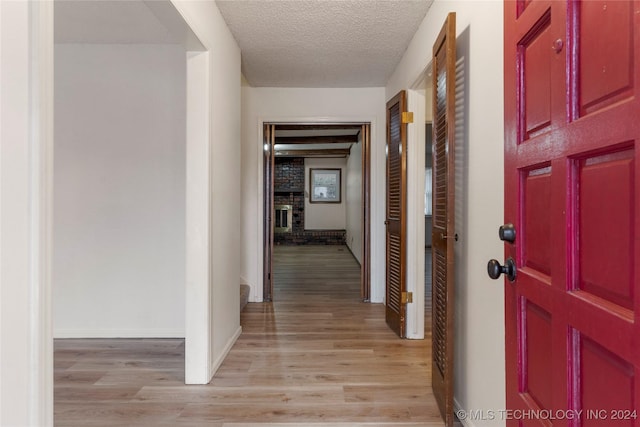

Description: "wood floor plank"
220 424 442 427
54 245 442 426
134 385 346 405
177 402 439 423
54 401 186 426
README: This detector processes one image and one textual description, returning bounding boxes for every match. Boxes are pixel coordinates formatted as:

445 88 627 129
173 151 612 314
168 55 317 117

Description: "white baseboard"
454 397 507 427
209 325 242 379
454 398 475 427
240 277 258 302
53 328 185 339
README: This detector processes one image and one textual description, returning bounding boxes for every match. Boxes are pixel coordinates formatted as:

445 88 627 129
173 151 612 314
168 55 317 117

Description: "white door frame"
405 85 427 339
256 116 381 302
1 2 54 425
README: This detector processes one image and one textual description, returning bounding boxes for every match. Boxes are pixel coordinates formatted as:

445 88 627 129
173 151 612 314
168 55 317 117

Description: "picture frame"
309 168 341 203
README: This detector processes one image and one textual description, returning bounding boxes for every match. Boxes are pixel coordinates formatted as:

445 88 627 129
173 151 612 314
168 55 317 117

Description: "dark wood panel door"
361 123 372 302
385 91 407 337
431 12 456 427
263 124 275 301
504 1 640 425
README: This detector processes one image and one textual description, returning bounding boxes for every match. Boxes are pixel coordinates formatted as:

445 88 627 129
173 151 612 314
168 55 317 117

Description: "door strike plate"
401 292 413 304
402 112 414 124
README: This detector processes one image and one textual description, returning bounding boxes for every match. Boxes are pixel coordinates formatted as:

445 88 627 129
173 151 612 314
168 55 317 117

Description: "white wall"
240 87 386 303
171 0 242 380
386 2 506 425
53 44 186 338
304 158 347 230
346 141 363 263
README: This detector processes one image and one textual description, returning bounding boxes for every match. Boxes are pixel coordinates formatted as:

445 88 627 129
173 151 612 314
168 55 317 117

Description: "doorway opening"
262 123 371 302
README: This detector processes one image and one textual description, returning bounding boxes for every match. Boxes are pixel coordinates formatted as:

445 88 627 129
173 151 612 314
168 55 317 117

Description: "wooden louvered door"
385 91 408 337
263 123 275 301
361 123 372 302
503 1 640 425
431 12 456 427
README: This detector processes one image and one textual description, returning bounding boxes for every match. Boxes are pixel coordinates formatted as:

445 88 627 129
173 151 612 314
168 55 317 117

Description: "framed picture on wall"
309 168 341 203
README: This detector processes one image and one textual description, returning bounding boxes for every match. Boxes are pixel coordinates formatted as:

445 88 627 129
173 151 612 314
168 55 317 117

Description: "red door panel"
523 300 553 412
504 1 640 426
576 149 634 310
522 166 552 275
578 1 635 115
522 13 552 139
580 335 635 427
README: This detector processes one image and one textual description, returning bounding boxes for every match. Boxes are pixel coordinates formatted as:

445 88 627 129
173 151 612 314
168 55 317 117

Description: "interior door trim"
262 122 372 302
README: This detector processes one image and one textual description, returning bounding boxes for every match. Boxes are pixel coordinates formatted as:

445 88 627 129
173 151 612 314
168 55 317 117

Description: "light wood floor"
55 245 444 426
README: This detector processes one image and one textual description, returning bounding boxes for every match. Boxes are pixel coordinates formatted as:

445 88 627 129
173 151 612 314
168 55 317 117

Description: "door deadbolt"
499 223 516 243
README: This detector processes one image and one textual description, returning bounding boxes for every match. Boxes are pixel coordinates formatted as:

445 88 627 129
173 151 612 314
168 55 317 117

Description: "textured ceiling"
55 0 433 87
216 0 433 87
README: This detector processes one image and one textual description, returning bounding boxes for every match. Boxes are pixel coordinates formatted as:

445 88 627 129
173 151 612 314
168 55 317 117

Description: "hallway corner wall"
172 0 243 381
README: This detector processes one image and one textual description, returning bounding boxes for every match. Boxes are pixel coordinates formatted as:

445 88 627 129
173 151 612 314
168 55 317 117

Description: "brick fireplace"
274 157 345 245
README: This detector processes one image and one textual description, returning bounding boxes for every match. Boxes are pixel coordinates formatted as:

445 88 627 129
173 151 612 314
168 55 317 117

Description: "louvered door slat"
431 12 456 427
433 250 447 377
385 91 407 337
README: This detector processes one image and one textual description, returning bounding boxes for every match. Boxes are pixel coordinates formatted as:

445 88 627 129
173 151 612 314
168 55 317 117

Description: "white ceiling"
216 0 433 87
55 0 433 87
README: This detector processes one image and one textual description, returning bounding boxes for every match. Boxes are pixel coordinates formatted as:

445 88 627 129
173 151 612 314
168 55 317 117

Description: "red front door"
503 1 640 425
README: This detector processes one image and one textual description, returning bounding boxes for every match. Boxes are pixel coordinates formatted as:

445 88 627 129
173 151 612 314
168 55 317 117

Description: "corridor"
54 245 443 426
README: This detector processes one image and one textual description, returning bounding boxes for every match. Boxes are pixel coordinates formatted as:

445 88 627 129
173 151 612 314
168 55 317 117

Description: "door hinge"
401 291 413 304
402 112 414 124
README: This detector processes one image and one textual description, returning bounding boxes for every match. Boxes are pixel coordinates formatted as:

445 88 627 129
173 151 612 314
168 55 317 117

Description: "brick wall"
275 157 304 191
273 157 345 245
275 230 346 245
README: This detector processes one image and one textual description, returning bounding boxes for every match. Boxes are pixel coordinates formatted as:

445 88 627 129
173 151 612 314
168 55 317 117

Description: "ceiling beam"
275 135 358 145
275 149 350 157
275 124 363 131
